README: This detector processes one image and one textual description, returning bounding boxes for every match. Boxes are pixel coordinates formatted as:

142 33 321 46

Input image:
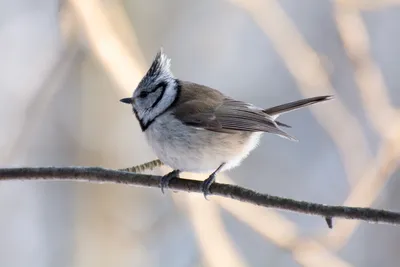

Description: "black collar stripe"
140 79 181 131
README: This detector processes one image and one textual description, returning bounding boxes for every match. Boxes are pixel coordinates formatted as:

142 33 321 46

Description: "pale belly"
145 112 262 173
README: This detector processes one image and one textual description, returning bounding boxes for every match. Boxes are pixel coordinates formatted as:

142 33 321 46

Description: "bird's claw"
160 170 180 194
201 174 215 200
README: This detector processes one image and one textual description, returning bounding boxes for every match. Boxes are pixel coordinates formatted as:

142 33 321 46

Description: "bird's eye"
139 91 149 98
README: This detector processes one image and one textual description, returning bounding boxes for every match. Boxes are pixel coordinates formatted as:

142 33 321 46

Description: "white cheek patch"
141 78 177 125
132 50 176 126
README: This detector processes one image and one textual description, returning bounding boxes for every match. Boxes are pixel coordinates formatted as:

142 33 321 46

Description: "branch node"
325 217 333 229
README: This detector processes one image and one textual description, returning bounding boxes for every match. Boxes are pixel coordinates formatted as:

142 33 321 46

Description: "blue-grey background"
0 1 399 266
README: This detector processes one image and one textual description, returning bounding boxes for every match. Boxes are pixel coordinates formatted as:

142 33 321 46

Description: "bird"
120 49 333 198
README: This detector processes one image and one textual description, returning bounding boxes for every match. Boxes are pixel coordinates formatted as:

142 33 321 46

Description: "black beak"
120 97 133 104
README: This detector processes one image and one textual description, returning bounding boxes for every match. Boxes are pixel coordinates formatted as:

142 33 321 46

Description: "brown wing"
173 97 297 141
177 80 226 104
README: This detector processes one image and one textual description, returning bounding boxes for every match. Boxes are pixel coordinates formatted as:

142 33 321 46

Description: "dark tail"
263 95 333 118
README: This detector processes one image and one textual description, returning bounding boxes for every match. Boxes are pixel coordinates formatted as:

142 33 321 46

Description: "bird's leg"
160 169 180 194
201 163 225 199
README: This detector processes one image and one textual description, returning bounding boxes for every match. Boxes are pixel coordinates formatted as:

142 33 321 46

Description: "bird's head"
120 49 179 130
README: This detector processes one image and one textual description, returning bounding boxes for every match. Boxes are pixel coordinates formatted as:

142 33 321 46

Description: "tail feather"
263 95 333 119
275 120 291 128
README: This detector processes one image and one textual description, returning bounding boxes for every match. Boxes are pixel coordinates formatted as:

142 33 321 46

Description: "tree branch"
0 166 399 226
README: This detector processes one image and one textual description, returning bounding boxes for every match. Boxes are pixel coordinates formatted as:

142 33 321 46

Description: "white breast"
144 111 262 173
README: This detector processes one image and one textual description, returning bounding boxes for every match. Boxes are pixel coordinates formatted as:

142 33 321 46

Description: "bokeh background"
1 0 400 266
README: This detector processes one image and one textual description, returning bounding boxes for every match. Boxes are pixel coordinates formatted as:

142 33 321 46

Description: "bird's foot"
200 163 225 200
201 174 216 200
160 170 180 194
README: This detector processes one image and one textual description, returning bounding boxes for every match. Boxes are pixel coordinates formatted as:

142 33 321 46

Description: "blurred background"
0 0 399 266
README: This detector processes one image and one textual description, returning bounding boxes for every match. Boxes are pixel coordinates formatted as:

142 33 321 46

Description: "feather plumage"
173 82 297 140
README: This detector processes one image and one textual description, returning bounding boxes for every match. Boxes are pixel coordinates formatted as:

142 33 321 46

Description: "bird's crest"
139 48 173 88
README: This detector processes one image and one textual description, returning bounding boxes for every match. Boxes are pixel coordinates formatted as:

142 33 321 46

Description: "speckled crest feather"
137 48 173 89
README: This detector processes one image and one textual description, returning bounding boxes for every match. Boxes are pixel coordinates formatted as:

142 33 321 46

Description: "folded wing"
173 98 297 141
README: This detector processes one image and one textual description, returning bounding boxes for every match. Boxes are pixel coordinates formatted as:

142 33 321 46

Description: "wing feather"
173 98 297 141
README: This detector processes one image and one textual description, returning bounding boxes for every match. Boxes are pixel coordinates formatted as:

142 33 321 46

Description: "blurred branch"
335 3 399 137
3 5 81 164
312 1 400 251
292 240 353 267
69 0 145 94
183 192 248 267
4 41 82 164
322 138 400 249
217 176 299 248
344 0 400 10
217 177 353 267
141 163 351 266
229 0 372 186
1 166 400 226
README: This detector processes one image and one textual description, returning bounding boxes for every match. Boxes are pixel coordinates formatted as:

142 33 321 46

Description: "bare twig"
0 166 399 226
